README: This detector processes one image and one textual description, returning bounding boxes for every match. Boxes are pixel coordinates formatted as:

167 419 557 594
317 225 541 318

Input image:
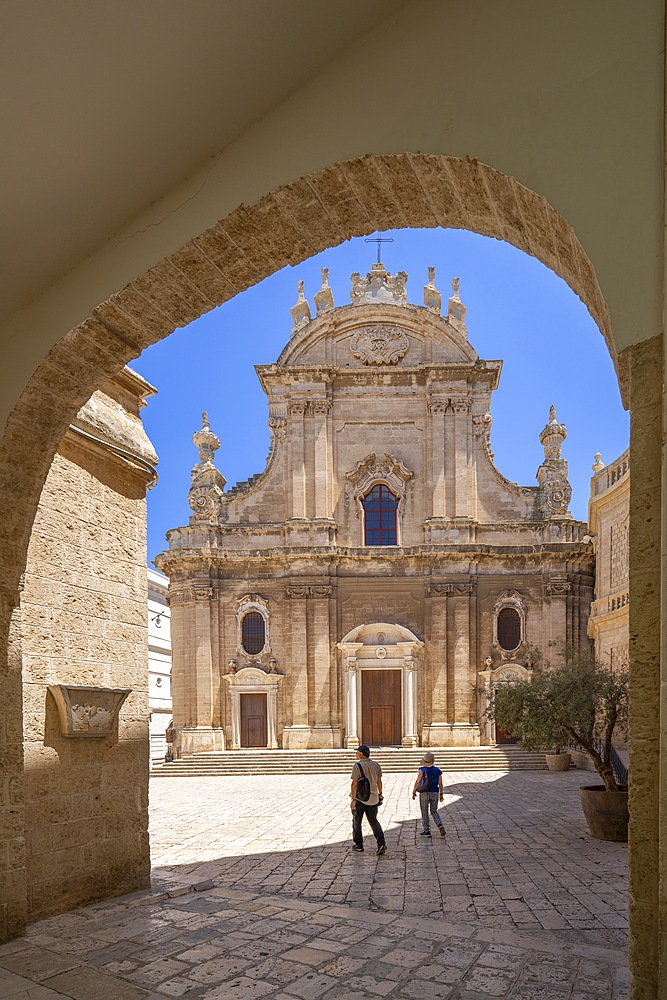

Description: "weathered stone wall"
20 371 156 921
588 450 629 671
625 335 662 999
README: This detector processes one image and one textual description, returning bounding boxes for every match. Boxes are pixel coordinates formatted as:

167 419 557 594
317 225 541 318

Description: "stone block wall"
20 370 156 921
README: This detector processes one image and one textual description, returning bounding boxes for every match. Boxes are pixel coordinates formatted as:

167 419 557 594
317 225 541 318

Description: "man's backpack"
356 762 371 802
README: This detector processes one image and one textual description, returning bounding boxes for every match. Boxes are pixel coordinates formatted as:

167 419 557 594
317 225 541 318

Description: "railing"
567 739 628 786
591 448 630 497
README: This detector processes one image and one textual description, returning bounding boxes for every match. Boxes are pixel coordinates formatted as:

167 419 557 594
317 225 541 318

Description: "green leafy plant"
487 649 628 791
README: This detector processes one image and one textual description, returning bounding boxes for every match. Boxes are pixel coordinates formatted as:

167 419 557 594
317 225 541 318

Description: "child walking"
412 751 446 837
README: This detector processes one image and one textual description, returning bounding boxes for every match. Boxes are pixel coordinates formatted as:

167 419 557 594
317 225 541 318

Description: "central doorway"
240 692 267 747
361 669 402 746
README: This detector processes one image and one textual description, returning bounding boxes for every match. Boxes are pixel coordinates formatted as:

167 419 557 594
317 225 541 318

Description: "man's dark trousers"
352 802 385 849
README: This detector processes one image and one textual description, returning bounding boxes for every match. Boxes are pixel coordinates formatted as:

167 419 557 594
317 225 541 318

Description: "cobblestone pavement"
0 769 629 999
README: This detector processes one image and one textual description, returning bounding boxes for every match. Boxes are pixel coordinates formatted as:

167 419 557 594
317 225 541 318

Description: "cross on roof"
364 235 394 265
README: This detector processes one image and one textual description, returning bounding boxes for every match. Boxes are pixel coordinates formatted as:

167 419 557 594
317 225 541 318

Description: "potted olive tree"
487 649 629 841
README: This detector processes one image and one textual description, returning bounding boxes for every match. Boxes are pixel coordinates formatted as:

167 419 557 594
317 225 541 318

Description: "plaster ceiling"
0 0 406 320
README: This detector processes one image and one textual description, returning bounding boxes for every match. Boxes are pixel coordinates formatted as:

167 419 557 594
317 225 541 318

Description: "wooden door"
495 725 517 745
240 693 267 748
361 669 402 746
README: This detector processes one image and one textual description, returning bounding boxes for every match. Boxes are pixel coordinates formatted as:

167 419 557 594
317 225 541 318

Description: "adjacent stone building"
148 567 172 764
20 368 157 919
157 265 594 754
587 449 629 670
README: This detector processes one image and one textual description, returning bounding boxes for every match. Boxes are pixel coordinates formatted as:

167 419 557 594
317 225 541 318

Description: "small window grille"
497 607 521 651
242 611 265 654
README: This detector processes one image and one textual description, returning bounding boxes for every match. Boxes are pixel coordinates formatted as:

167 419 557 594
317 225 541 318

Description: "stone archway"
0 152 627 943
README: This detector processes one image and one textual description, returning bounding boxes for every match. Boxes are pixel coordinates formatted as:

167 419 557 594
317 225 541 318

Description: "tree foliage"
487 649 628 791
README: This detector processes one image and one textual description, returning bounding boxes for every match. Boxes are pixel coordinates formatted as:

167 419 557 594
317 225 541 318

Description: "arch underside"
0 152 613 602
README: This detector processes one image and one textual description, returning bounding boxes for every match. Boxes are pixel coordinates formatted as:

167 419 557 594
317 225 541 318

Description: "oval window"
497 607 521 651
241 611 265 654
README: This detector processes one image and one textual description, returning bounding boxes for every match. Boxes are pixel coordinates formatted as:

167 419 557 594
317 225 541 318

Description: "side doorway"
240 692 267 747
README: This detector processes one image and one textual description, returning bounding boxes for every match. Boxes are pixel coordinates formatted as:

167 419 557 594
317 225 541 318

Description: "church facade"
157 265 594 754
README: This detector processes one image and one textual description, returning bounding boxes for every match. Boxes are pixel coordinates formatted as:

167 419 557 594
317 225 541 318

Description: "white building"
148 567 172 763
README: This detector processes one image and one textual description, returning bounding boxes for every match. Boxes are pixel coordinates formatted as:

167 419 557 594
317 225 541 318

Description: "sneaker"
420 831 431 836
352 844 364 852
439 826 446 838
376 844 387 856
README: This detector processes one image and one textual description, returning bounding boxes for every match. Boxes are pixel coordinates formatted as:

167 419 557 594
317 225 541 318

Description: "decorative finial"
314 266 334 315
188 413 226 521
447 276 467 335
592 453 604 471
192 414 220 467
290 279 311 335
536 405 572 519
423 266 441 314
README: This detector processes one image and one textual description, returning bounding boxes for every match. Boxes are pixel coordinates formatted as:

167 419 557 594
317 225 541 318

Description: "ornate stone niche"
236 594 271 659
492 591 526 658
223 666 283 749
345 453 414 544
48 684 130 738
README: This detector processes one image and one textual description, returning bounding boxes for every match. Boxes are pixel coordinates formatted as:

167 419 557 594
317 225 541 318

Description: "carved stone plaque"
350 325 409 365
48 684 130 738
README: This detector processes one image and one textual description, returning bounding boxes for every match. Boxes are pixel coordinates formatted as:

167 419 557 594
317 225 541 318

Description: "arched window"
362 484 399 545
241 611 266 655
497 607 521 651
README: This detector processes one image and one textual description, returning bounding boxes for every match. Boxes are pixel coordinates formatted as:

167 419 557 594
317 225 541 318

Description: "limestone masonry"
20 368 157 920
157 265 594 755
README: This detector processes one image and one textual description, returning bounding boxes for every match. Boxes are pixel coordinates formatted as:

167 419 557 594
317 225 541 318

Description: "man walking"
350 744 386 855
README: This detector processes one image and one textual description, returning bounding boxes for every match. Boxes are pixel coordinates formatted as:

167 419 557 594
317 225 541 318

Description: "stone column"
452 398 471 518
401 652 418 747
545 579 570 648
176 583 225 754
310 586 336 747
283 586 310 748
267 683 279 749
312 401 331 518
344 653 360 748
626 335 663 999
423 585 448 746
289 402 307 519
451 590 470 723
429 399 447 517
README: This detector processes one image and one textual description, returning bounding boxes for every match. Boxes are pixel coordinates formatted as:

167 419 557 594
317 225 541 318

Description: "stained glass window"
362 484 399 546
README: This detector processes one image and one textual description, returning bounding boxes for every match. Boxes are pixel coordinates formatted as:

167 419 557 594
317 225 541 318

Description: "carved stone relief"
350 325 409 366
48 684 130 738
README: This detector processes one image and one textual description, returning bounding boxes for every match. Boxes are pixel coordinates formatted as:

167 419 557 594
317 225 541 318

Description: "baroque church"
157 263 594 754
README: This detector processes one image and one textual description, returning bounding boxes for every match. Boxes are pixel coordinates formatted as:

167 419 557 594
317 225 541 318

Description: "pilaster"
312 400 331 519
428 398 447 517
289 401 307 519
283 585 310 747
452 397 471 518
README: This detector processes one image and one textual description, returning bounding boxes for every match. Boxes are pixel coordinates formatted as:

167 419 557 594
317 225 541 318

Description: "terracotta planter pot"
545 752 571 771
579 784 629 842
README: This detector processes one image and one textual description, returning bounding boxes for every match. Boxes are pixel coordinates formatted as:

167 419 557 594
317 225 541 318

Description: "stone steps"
152 746 547 776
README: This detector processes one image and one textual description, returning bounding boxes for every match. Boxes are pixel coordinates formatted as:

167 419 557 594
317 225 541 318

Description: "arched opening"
361 484 399 546
1 154 654 987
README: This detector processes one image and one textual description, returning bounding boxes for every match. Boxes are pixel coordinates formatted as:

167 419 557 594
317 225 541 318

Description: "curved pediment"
276 302 478 369
339 621 422 647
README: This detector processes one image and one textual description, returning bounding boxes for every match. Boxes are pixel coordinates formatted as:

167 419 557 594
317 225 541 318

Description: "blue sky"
133 228 629 565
